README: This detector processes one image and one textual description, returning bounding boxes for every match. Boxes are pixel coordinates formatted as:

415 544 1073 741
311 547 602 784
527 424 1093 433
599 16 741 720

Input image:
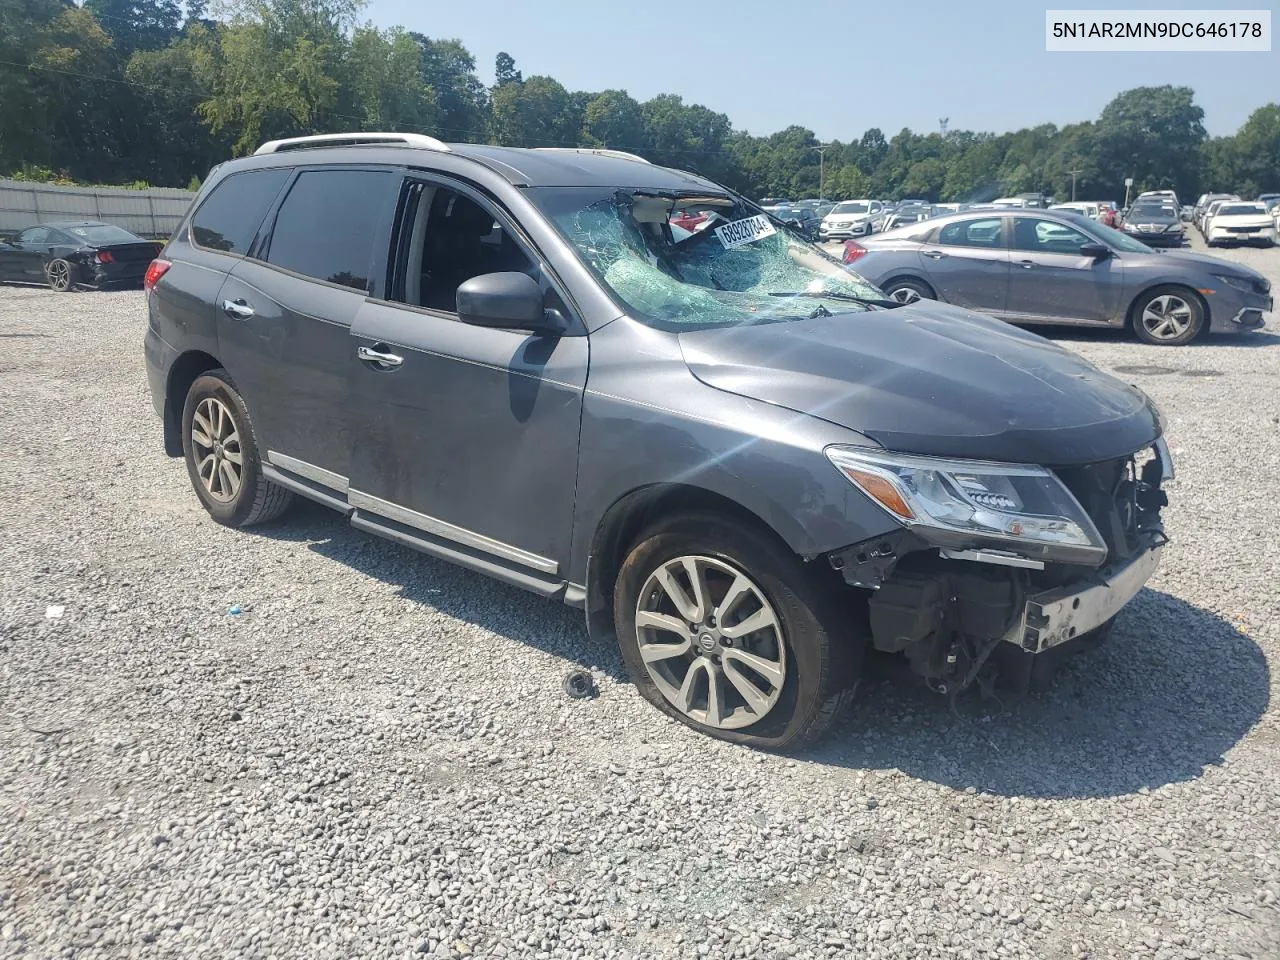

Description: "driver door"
345 176 588 587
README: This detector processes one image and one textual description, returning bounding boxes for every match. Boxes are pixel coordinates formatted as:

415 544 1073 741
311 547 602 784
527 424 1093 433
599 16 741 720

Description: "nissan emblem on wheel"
143 133 1176 750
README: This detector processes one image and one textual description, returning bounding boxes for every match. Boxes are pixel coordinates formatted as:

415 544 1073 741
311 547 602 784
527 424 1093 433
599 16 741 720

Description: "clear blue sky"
364 0 1277 139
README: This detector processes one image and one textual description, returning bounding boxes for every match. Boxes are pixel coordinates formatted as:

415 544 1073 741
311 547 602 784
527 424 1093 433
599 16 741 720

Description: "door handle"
924 250 949 259
222 298 255 320
357 344 403 368
1017 259 1035 269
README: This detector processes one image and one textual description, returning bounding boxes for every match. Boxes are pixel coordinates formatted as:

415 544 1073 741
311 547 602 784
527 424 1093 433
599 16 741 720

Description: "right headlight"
1213 272 1256 293
826 447 1107 564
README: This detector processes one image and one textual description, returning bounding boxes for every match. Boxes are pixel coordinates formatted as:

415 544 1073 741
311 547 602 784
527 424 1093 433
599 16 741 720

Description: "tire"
45 258 73 292
613 511 861 750
1131 285 1205 346
181 369 293 527
882 277 934 306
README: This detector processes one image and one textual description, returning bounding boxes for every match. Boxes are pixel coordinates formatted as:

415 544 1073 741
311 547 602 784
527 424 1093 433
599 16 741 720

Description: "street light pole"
1067 169 1083 201
814 143 830 200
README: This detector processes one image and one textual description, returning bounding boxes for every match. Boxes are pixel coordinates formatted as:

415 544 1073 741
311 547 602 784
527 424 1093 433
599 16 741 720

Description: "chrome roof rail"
253 132 451 156
532 147 651 164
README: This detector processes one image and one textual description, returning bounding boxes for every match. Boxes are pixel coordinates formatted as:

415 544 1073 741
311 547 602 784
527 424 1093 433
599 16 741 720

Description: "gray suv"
144 133 1173 749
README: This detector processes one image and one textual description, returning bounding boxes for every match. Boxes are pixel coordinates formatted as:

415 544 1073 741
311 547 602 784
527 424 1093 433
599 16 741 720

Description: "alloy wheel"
1140 294 1193 341
190 397 243 502
634 555 787 730
45 260 71 292
889 286 921 304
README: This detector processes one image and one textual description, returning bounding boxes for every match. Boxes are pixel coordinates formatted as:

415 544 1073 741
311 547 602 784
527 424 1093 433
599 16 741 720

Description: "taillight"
842 240 867 264
144 259 171 293
95 250 115 264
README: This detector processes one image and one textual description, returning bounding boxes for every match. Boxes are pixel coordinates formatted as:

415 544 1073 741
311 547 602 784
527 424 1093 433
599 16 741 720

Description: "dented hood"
678 303 1161 465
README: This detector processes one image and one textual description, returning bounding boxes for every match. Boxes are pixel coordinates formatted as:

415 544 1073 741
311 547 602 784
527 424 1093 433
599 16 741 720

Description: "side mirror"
1079 242 1111 259
456 272 566 335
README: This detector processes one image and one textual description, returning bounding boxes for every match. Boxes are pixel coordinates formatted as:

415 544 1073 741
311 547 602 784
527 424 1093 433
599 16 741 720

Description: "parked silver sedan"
844 209 1272 345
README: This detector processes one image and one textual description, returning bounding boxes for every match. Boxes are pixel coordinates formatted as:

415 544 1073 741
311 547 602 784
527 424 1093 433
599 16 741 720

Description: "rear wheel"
1132 285 1204 346
45 259 73 292
613 512 861 750
882 277 934 305
181 370 293 527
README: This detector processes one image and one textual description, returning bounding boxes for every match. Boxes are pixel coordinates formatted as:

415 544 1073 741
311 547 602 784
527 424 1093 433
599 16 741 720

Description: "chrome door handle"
924 250 948 259
357 344 403 368
1017 260 1035 269
222 298 255 320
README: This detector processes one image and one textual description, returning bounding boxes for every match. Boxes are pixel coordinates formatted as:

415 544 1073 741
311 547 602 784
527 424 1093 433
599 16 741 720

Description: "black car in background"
1120 202 1184 247
0 221 160 290
769 205 821 241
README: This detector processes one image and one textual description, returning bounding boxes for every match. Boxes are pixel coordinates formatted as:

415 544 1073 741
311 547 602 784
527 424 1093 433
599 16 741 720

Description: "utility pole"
814 143 830 200
1067 168 1083 201
939 117 949 135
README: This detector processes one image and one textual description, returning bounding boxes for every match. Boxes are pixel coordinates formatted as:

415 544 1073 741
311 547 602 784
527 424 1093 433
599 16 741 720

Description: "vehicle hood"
1143 248 1267 279
1210 214 1273 226
678 303 1161 466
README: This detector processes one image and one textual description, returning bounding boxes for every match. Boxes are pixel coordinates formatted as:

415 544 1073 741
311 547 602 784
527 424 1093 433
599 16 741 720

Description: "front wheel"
613 513 860 750
45 259 73 292
181 370 293 527
1132 286 1204 346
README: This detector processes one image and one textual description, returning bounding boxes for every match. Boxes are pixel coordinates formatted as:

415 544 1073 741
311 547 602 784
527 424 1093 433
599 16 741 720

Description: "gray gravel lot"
2 238 1278 960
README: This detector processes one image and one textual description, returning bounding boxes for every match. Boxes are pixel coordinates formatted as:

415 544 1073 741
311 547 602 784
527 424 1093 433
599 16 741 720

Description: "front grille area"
1054 458 1134 561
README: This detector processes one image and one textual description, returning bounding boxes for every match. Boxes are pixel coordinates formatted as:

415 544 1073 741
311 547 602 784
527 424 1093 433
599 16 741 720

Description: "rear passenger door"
916 216 1010 313
215 167 399 487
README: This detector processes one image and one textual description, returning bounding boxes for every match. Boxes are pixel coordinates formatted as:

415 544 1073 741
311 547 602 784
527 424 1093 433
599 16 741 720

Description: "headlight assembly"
1212 272 1256 293
826 447 1107 564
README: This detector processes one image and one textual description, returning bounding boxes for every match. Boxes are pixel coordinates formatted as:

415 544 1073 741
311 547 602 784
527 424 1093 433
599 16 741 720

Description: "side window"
1011 217 1091 254
263 169 398 292
399 185 536 312
190 169 289 254
936 217 1004 248
20 227 50 244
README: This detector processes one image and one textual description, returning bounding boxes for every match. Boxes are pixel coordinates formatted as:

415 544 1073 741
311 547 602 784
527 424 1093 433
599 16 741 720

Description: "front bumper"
1126 229 1183 246
1208 228 1276 245
1008 545 1162 654
1206 285 1272 334
820 221 872 240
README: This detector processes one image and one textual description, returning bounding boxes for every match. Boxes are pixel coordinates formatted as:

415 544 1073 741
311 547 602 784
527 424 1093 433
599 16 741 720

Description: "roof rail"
253 132 451 156
532 147 651 164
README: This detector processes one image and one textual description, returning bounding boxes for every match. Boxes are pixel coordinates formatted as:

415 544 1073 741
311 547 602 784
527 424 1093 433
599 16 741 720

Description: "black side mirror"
456 272 566 335
1079 242 1111 259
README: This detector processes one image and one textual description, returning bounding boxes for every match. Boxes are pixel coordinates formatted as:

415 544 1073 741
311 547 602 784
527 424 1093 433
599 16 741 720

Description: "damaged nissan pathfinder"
144 134 1172 750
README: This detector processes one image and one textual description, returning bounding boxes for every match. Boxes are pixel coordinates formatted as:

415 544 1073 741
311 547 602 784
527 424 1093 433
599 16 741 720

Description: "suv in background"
144 132 1174 749
819 199 884 240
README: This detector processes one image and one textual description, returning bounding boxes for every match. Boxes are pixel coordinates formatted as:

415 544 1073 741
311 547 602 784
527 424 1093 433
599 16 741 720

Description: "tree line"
3 0 1278 202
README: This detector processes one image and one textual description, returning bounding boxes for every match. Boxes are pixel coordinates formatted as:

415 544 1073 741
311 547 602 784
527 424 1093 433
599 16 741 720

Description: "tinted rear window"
190 169 289 254
263 169 397 292
63 224 140 244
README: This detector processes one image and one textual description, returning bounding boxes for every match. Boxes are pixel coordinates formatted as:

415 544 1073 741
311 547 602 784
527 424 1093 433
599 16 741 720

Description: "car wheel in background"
613 512 861 750
882 277 935 305
45 259 73 292
1131 285 1204 346
181 370 293 527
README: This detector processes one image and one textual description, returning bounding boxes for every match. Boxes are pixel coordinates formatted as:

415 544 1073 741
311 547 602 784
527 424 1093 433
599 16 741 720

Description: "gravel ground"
1 240 1278 960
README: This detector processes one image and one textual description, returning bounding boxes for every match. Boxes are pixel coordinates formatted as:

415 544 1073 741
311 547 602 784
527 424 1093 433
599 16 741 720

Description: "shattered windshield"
528 187 886 331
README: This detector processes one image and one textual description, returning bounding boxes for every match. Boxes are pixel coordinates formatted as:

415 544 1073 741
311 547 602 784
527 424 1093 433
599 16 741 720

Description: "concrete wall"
0 179 195 238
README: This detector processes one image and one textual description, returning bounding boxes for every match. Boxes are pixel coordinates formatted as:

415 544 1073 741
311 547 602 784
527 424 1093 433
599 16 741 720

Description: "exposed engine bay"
827 445 1171 695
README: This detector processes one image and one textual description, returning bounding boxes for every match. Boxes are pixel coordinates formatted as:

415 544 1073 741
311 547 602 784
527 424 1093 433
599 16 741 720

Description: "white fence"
0 179 195 238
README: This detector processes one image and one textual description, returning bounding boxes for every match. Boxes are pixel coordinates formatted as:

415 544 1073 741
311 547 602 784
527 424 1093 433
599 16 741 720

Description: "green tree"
410 34 488 140
493 50 520 87
347 25 435 132
581 89 644 149
1095 85 1206 199
85 0 183 58
490 75 577 147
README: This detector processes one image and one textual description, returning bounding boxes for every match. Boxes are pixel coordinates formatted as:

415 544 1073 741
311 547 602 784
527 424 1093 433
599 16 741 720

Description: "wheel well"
163 351 221 456
584 484 796 644
1126 283 1210 334
881 274 936 298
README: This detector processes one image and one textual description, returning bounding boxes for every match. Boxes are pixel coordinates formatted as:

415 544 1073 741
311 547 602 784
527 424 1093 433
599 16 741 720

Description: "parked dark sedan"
845 209 1271 345
1120 202 1185 247
0 221 160 291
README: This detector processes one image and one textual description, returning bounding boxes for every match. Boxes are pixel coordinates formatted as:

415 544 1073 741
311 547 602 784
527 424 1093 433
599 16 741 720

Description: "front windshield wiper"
768 290 899 309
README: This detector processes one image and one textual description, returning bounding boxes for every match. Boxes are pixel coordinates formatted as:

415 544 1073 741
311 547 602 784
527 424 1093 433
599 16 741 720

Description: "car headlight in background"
1122 222 1139 232
826 447 1107 564
1165 224 1182 232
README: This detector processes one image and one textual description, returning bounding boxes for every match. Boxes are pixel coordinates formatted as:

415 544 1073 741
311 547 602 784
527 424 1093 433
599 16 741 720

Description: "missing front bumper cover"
1010 545 1163 654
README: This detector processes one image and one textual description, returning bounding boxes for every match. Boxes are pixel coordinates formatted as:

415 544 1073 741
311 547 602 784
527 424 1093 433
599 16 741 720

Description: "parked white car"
1195 194 1238 233
1137 189 1180 210
1205 202 1277 247
819 200 885 241
990 197 1030 209
1050 202 1101 220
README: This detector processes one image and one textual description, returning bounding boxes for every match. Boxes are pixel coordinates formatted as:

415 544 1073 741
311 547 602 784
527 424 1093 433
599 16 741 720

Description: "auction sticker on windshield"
715 215 777 249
